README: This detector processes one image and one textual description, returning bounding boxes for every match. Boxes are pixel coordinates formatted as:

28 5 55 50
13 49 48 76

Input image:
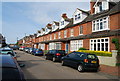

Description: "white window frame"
79 26 83 35
64 30 67 38
90 37 109 52
52 25 56 31
58 32 61 39
94 1 109 14
54 34 56 39
92 16 109 32
61 21 64 26
70 28 74 37
75 13 81 21
70 40 83 51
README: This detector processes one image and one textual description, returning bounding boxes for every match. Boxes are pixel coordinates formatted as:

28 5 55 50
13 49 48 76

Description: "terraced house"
18 0 120 53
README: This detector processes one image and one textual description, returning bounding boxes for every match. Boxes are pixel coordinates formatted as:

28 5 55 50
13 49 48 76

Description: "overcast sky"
2 1 90 44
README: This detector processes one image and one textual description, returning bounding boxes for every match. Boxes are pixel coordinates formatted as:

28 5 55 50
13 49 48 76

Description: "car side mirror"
19 63 25 67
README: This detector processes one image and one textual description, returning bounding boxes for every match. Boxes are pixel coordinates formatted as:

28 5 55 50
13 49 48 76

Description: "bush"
112 38 120 52
77 50 112 57
44 50 49 54
79 47 87 50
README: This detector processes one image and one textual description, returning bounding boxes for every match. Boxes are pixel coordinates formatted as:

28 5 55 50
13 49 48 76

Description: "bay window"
90 38 109 51
70 40 83 51
92 16 109 32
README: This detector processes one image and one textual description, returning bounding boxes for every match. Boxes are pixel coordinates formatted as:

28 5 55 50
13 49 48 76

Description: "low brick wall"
98 50 118 66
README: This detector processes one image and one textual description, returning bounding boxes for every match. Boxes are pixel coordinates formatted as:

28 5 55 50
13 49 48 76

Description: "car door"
64 52 76 66
71 53 84 68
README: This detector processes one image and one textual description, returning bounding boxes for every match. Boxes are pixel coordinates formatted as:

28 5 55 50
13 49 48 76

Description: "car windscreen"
0 50 14 56
38 49 42 51
2 68 21 79
87 54 97 59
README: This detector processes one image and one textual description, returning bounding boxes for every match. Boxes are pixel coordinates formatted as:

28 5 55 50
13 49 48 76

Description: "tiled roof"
75 1 120 24
42 28 45 31
53 21 59 26
40 29 120 43
77 8 90 15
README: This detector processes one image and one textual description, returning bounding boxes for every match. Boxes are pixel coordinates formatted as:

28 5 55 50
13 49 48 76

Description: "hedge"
77 50 112 57
43 50 49 54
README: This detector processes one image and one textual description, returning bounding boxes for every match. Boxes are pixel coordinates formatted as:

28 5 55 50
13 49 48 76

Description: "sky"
1 1 90 44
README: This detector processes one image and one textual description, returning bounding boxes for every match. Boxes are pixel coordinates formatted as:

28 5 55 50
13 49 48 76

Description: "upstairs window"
94 1 109 14
54 34 56 39
50 35 52 40
61 21 64 26
46 28 48 32
79 26 83 35
92 16 109 32
75 13 81 20
64 30 67 38
52 25 55 30
70 28 74 37
58 32 61 39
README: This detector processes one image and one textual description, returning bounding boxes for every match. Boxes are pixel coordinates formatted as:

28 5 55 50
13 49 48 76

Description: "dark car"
61 52 99 72
28 48 34 54
0 54 25 80
10 45 19 50
45 50 66 62
32 48 44 56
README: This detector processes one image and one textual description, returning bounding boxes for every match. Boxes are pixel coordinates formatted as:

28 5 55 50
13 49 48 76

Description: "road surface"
16 50 118 80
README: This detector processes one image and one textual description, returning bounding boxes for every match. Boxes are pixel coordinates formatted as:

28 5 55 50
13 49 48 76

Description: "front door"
65 43 69 53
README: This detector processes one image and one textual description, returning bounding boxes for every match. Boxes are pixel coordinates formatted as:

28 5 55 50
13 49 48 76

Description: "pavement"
15 50 119 80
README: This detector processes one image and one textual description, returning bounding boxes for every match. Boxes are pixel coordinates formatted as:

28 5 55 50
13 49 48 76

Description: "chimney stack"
90 0 96 14
62 13 67 18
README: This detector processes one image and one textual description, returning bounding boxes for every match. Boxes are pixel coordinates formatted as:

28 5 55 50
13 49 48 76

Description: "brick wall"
83 39 90 50
110 13 120 30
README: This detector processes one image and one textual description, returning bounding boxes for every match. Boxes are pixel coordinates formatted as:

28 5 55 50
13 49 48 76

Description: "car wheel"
78 65 84 72
61 60 65 66
52 57 56 62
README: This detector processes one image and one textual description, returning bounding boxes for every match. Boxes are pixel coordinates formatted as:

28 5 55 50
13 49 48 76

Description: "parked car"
61 52 99 72
10 45 19 50
1 54 26 80
45 50 66 62
19 46 26 51
28 48 34 54
23 47 30 53
32 48 44 56
0 47 17 60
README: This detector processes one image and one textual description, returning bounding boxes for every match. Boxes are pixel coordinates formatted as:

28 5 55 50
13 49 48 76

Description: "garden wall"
98 50 118 66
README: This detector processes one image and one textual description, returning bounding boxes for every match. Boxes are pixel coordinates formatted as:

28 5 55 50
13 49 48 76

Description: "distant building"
0 33 6 47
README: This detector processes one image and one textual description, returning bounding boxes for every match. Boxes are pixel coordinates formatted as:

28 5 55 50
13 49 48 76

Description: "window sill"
92 29 110 33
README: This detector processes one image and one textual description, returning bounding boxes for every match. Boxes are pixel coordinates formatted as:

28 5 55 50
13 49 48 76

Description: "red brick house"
18 0 120 53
